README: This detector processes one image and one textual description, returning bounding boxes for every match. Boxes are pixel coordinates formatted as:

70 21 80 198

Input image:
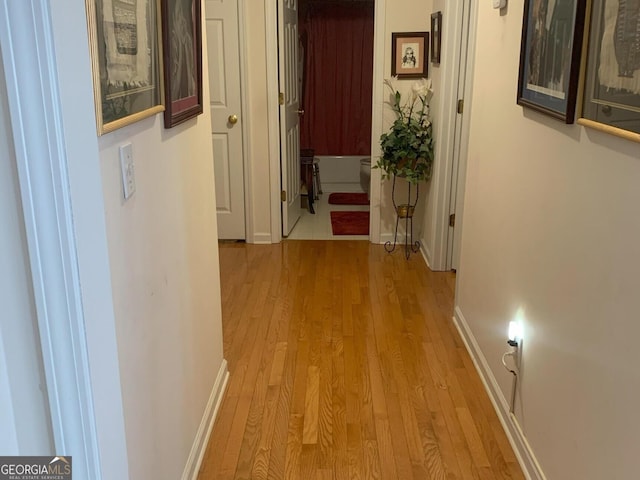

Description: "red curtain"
299 4 374 156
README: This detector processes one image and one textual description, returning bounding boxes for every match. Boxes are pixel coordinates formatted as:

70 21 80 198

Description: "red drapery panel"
299 4 374 156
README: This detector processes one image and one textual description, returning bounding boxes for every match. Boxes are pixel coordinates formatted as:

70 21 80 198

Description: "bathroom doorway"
287 0 375 240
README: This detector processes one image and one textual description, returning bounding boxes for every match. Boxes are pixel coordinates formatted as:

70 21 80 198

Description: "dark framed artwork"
161 0 203 128
516 0 587 123
391 32 429 79
85 0 164 135
431 11 442 64
578 0 640 143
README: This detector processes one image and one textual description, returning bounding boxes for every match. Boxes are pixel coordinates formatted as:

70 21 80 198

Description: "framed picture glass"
161 0 203 128
431 11 442 65
86 0 164 135
391 32 429 79
578 0 640 142
516 0 587 123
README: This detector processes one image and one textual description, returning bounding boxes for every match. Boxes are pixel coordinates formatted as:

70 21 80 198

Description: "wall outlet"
119 143 136 200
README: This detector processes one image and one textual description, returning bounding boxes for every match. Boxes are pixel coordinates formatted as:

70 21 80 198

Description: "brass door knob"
228 114 238 125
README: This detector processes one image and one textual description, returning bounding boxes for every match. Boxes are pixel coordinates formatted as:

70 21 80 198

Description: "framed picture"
516 0 587 123
431 11 442 65
161 0 203 128
391 32 429 79
85 0 164 135
578 0 640 143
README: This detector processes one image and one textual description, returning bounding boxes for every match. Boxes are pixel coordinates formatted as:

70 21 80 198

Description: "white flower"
412 78 433 101
384 76 399 94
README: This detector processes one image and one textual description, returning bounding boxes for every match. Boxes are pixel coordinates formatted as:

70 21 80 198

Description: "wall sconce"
502 321 522 413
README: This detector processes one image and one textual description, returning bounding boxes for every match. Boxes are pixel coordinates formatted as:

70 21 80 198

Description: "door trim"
368 0 385 244
266 1 282 243
238 0 254 242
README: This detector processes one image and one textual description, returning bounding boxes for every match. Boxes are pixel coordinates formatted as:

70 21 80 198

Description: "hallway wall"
47 1 226 478
456 3 640 479
95 38 225 480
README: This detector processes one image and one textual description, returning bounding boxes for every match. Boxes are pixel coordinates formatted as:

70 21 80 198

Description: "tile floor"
286 185 370 240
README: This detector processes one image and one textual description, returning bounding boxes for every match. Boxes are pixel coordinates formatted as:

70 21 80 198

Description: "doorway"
267 0 473 267
279 0 375 240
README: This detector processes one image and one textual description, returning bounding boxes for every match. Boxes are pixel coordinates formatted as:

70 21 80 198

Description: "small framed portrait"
391 32 429 79
431 11 442 64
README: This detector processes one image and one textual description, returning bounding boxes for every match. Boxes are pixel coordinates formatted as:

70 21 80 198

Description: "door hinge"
457 99 464 114
279 92 285 105
449 213 456 227
281 190 287 202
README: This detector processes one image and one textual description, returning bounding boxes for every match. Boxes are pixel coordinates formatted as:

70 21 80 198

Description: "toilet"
360 157 371 197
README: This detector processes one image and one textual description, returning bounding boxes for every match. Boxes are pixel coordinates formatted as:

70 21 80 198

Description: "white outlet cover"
119 143 136 200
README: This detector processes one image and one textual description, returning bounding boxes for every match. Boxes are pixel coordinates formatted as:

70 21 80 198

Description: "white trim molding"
0 0 103 477
453 307 547 480
368 0 385 245
181 360 229 480
238 0 254 243
266 1 282 244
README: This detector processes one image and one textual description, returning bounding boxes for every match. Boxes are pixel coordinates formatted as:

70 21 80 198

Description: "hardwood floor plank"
268 342 288 386
303 366 320 444
198 242 524 480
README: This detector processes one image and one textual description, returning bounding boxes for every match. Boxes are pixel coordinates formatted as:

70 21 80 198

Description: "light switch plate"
119 143 136 200
492 0 506 8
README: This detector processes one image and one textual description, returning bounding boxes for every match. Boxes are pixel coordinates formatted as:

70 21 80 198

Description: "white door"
206 0 246 239
448 0 472 271
278 0 302 236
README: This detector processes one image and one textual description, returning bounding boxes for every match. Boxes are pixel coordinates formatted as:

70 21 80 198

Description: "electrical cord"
501 350 518 375
502 348 519 414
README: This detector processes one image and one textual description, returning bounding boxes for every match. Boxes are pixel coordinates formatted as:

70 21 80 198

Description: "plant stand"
384 175 420 259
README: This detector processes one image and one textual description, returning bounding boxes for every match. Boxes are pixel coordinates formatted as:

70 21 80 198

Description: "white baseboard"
250 233 273 244
419 238 433 269
452 308 546 480
181 359 229 480
378 232 394 245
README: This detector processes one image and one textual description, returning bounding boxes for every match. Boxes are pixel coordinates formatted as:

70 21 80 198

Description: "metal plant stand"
384 175 420 259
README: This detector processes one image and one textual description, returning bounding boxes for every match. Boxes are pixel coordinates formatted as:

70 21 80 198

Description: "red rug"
328 192 370 205
330 211 370 235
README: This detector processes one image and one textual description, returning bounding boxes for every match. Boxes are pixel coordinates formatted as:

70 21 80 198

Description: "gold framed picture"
85 0 165 135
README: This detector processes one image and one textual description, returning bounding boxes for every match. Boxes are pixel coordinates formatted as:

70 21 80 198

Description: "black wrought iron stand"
384 175 420 259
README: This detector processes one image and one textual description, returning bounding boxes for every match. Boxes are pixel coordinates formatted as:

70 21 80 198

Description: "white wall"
456 3 640 479
0 49 53 456
96 25 225 480
47 0 225 478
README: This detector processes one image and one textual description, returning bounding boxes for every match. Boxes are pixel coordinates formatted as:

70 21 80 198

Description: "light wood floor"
199 241 524 480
